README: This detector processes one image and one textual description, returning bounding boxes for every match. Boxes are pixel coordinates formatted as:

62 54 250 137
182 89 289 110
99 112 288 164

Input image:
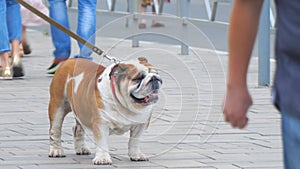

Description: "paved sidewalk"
0 27 282 169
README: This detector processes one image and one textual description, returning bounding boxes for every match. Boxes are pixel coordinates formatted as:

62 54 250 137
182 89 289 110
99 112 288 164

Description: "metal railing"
67 0 272 86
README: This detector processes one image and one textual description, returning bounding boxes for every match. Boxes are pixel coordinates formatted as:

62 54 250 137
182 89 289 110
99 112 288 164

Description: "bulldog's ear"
138 57 148 64
116 63 128 71
109 63 127 77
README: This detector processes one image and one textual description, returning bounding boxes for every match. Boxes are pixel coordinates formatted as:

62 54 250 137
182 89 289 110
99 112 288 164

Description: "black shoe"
22 42 32 55
12 54 24 77
47 58 68 74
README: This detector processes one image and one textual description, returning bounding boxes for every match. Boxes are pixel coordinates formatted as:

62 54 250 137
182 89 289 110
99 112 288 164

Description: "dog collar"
109 64 121 104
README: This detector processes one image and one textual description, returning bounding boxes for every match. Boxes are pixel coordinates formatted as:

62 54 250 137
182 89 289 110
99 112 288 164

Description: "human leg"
48 0 71 59
22 25 31 55
6 0 22 43
0 53 13 79
139 3 147 29
47 0 70 74
0 0 10 55
150 1 164 27
281 111 300 169
0 0 12 79
76 0 97 60
6 0 24 77
0 1 10 56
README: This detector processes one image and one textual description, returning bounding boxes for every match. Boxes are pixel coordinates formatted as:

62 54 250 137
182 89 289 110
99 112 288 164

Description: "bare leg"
11 40 20 58
139 4 147 28
0 52 10 68
22 25 27 44
151 2 164 27
0 52 13 79
22 25 31 55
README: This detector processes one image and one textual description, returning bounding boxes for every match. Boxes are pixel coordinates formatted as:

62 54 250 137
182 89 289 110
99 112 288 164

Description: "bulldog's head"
109 57 162 110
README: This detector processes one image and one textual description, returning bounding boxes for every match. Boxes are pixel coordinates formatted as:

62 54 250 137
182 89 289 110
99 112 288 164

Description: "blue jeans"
0 0 22 54
282 111 300 169
48 0 97 60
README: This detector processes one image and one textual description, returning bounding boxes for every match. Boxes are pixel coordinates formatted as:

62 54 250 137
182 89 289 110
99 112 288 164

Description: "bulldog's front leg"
93 125 112 165
128 124 148 161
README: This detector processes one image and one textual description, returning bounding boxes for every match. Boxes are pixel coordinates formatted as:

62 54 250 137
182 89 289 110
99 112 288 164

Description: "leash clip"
101 53 120 64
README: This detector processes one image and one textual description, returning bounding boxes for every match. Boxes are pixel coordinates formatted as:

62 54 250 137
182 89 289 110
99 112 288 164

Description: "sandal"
0 66 13 80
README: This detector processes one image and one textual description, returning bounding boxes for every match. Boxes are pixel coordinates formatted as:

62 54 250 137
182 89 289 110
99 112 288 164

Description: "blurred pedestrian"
223 0 300 168
21 0 49 55
139 0 165 29
47 0 97 74
0 0 24 79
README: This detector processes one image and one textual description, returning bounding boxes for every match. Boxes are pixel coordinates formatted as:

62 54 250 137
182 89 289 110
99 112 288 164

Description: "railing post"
177 0 190 55
210 1 218 21
204 0 212 20
129 0 140 47
158 0 164 14
258 0 270 86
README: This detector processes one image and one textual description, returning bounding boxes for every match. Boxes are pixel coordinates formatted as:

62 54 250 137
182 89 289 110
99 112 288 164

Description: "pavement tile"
151 159 210 168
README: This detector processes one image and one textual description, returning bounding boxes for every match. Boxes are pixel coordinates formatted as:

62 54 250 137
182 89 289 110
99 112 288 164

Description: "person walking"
223 0 300 168
21 0 49 55
138 0 165 29
0 0 25 79
47 0 97 74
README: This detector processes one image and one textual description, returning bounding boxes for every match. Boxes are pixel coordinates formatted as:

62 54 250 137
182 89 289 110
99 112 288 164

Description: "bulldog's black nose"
150 76 162 90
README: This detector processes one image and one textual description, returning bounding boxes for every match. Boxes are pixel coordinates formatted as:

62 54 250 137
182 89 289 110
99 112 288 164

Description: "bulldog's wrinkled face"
111 57 162 108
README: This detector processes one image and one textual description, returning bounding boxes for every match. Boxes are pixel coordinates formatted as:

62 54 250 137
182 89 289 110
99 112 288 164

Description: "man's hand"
223 85 253 129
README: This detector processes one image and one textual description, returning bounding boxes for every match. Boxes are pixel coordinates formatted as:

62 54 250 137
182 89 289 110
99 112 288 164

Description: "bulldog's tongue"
144 95 150 103
144 93 158 103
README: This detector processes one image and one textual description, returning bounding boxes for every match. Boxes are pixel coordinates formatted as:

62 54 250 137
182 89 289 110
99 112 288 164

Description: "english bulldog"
48 57 162 165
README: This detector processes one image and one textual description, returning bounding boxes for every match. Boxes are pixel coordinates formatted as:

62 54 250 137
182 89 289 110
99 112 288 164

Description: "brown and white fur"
48 57 162 165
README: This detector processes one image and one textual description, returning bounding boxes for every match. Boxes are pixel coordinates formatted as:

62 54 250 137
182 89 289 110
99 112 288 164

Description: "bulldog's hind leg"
73 119 91 155
48 98 70 158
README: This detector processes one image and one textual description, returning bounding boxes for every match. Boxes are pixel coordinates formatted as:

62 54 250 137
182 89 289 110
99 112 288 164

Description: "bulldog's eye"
133 74 145 82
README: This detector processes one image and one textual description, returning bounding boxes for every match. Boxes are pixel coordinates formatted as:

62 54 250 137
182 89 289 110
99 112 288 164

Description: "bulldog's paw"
75 146 91 155
92 153 112 165
129 152 149 161
49 148 66 158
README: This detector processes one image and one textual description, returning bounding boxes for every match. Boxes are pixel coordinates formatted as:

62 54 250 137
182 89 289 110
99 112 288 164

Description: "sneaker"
0 66 13 80
47 58 68 74
12 54 25 77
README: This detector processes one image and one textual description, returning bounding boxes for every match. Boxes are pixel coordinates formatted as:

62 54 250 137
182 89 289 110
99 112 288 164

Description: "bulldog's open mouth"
130 92 159 105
